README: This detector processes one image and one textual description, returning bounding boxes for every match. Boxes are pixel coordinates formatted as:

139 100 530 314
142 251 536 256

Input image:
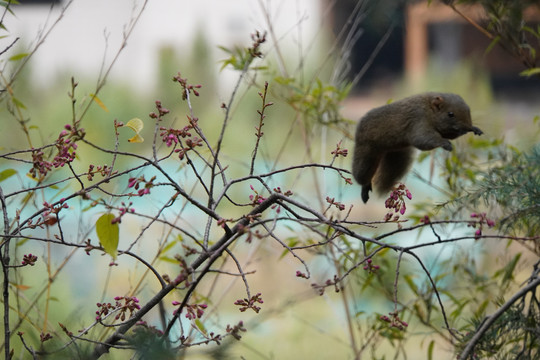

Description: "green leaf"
484 35 501 56
404 274 419 296
502 253 521 284
8 52 29 61
160 241 176 255
16 238 29 247
279 237 298 259
12 97 26 110
519 67 540 77
158 256 180 264
22 191 34 204
474 299 489 319
195 319 207 334
96 213 119 260
427 340 435 360
0 168 16 182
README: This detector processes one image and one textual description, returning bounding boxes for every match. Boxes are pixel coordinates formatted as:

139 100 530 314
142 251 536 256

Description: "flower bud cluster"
248 30 266 58
29 124 85 179
469 212 496 239
173 302 208 319
95 296 140 322
311 275 341 295
363 258 380 273
128 175 156 196
326 196 346 211
40 199 69 226
172 73 202 100
22 253 38 266
112 202 135 224
87 164 114 181
331 141 348 158
149 100 170 119
384 183 412 225
226 321 246 340
248 185 266 205
234 293 263 313
380 311 408 331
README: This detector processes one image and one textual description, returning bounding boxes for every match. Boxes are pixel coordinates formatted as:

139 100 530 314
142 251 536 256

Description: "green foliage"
470 146 540 238
275 76 352 127
520 67 540 77
433 139 539 238
96 213 119 260
457 0 540 74
457 303 540 359
218 45 267 72
218 31 267 72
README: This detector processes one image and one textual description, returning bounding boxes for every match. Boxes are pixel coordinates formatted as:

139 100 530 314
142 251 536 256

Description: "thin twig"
250 81 272 176
393 250 404 313
406 250 453 336
1 186 12 360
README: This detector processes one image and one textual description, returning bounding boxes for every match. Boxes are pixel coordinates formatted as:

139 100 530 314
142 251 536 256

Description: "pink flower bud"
400 203 406 215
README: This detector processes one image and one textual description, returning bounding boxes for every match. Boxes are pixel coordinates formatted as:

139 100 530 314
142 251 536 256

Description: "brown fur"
352 92 483 203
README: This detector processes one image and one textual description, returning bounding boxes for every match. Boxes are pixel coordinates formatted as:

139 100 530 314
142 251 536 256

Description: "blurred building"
405 1 540 98
330 0 540 98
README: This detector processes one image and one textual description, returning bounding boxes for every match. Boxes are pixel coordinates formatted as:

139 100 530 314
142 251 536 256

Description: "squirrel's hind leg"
352 147 381 204
374 148 415 196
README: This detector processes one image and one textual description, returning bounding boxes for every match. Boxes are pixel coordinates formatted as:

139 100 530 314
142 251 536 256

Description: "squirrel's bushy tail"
374 148 415 195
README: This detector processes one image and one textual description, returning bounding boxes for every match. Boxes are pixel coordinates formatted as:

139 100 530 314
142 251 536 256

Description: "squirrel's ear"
430 96 445 111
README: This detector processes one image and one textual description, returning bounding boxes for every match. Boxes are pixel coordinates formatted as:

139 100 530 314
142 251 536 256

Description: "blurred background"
2 0 539 359
6 0 539 146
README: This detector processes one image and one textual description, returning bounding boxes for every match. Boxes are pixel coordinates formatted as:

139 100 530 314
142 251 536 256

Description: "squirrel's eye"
448 111 455 118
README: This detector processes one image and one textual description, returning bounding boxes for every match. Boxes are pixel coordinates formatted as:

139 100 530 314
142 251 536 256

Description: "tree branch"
90 193 281 358
459 276 540 360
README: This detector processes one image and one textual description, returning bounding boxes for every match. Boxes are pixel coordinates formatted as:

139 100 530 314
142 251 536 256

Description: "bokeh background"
2 0 539 359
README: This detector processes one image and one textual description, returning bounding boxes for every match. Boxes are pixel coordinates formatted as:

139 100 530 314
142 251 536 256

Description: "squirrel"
352 92 483 203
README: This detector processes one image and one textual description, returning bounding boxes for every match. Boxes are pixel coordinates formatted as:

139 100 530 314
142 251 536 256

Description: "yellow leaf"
125 118 144 143
126 118 143 133
26 173 39 181
128 133 144 143
96 213 119 259
90 93 109 112
13 283 31 291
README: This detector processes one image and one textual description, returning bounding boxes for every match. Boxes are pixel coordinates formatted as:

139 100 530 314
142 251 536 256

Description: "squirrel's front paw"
472 126 483 136
442 141 453 151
